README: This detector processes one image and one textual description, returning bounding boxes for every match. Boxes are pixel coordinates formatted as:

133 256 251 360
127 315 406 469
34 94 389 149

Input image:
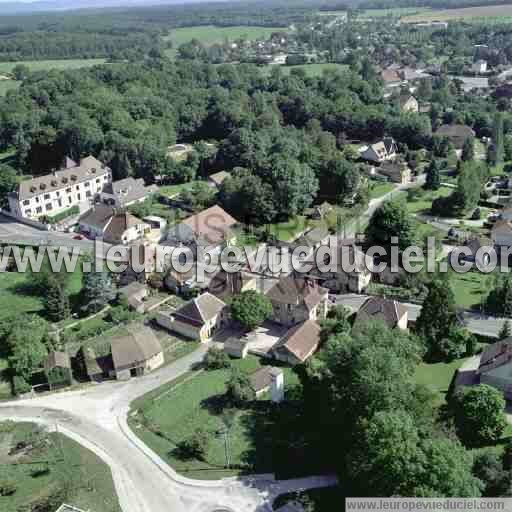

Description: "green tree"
81 264 115 315
177 428 209 461
416 279 460 361
499 320 512 340
486 276 512 317
225 367 255 407
0 164 18 208
489 113 505 166
44 278 71 322
424 160 441 190
230 290 272 331
461 137 475 162
452 385 507 447
5 315 48 382
366 200 416 251
204 347 231 371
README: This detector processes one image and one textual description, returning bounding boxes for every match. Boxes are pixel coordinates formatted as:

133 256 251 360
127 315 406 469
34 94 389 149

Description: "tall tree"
81 264 115 315
366 200 416 252
461 136 475 162
230 290 272 331
44 278 71 322
452 385 507 447
416 279 460 361
424 159 441 190
489 113 504 167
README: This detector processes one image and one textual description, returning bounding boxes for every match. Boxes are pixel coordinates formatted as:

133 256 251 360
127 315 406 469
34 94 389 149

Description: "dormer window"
51 180 58 187
30 186 37 193
62 177 68 184
39 183 46 190
71 175 77 181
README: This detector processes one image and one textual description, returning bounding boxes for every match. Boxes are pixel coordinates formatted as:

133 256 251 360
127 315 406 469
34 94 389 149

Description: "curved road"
0 345 336 512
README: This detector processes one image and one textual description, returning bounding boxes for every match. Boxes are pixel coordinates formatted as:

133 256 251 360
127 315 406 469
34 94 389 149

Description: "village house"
100 177 158 207
78 346 113 383
353 296 409 331
491 220 512 248
435 124 476 150
8 156 111 220
166 205 238 257
118 281 149 313
156 292 229 342
359 137 398 164
208 269 257 301
380 69 403 88
476 338 512 400
110 325 164 380
472 59 488 74
78 204 150 244
266 276 329 327
208 171 231 188
272 319 321 365
378 160 412 185
312 239 373 293
398 94 419 113
305 201 332 220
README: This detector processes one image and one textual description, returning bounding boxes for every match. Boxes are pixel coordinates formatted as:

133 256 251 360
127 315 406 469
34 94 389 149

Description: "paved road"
0 345 336 512
334 293 509 338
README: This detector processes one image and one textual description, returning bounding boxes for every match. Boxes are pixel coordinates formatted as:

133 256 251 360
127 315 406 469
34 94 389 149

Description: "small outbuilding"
44 351 72 389
111 325 164 380
224 337 249 359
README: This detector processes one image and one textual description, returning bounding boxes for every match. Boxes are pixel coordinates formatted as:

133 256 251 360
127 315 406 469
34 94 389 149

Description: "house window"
58 199 62 207
77 193 81 200
24 209 31 216
44 194 50 200
23 200 30 206
36 206 42 214
56 191 60 197
86 191 91 198
46 203 52 211
66 188 71 193
76 185 80 190
68 196 73 204
84 182 90 188
96 178 100 183
35 197 40 203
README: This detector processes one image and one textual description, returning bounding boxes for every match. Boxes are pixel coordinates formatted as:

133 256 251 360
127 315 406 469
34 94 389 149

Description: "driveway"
0 345 336 512
245 321 289 356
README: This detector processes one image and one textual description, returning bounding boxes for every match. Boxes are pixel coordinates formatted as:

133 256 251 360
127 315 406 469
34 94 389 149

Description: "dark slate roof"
478 338 512 374
267 276 328 310
79 204 116 230
104 211 145 243
354 297 408 329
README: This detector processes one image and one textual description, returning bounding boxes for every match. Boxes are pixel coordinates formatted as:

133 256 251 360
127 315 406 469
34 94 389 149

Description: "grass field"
269 63 349 77
164 25 286 48
448 270 493 310
368 181 394 200
361 7 430 18
129 355 301 480
267 216 311 241
0 80 20 96
405 186 453 214
0 59 106 74
0 422 120 512
158 181 202 198
402 4 512 23
414 358 468 405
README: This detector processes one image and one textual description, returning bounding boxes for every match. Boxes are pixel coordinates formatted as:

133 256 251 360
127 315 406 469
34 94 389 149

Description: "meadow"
402 4 512 23
0 58 106 74
164 25 287 48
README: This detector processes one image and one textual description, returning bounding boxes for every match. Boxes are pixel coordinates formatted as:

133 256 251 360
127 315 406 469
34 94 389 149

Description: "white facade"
9 156 111 220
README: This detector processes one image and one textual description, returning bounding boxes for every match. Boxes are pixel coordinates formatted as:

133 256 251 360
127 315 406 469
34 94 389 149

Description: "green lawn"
414 358 468 405
164 25 286 47
158 181 202 198
448 270 493 310
0 59 106 74
361 7 430 18
0 422 120 512
267 216 311 242
405 186 453 214
368 182 394 200
0 80 20 96
129 356 301 479
266 63 349 77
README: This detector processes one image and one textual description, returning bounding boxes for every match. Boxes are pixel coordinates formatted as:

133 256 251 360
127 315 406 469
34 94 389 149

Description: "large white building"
8 156 112 220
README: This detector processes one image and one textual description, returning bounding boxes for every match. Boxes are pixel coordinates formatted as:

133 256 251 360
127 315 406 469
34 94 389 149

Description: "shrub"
12 375 31 395
204 347 231 371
